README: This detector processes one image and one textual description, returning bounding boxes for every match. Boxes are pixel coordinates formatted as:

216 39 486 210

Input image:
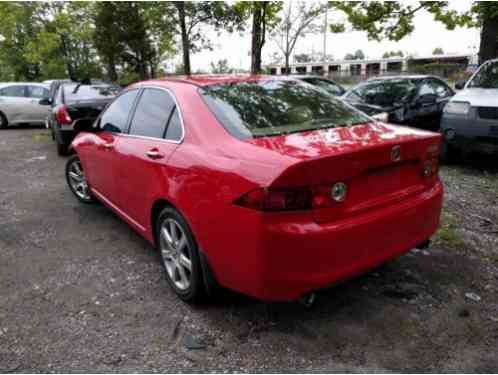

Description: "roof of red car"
147 74 284 87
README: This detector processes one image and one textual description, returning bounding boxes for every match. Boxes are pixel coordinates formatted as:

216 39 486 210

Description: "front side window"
0 85 26 97
129 88 175 138
349 80 417 106
100 89 139 133
200 79 370 139
468 61 498 89
418 81 436 96
27 86 49 99
430 79 452 98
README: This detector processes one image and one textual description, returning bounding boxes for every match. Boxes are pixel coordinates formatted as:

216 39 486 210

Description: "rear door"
82 89 140 203
113 87 182 229
0 85 30 123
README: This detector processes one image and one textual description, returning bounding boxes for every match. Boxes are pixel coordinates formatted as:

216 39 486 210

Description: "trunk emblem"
391 145 401 162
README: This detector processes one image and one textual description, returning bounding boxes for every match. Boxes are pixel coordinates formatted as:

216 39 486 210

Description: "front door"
25 86 51 123
83 89 140 202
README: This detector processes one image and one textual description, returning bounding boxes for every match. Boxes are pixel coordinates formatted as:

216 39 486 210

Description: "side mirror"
455 79 466 90
39 97 52 105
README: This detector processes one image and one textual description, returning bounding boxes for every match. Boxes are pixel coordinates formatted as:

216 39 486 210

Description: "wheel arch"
0 110 9 127
150 198 220 296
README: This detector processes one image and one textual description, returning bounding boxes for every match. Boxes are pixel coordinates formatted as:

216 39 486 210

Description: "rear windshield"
199 79 370 139
63 84 120 102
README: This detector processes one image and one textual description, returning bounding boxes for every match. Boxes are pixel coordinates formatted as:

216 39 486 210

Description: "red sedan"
65 75 443 303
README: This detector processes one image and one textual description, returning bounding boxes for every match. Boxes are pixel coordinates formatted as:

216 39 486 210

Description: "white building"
267 53 474 77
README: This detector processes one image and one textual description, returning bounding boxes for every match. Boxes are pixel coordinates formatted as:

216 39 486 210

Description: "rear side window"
129 88 175 139
27 86 49 98
165 107 182 141
0 85 26 97
100 89 139 133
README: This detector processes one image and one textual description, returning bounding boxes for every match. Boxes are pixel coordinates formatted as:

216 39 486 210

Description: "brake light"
422 144 439 178
235 184 348 212
56 105 72 125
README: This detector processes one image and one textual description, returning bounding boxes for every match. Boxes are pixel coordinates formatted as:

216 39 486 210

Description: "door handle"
102 142 114 149
145 150 164 159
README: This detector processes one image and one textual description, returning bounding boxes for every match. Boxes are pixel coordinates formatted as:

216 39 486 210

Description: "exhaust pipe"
299 292 316 308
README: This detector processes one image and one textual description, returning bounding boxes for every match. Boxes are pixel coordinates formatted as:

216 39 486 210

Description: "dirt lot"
1 128 497 373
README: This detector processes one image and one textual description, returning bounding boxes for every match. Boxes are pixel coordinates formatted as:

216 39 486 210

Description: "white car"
0 82 50 128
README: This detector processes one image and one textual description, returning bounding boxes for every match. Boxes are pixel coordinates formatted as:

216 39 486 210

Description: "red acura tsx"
65 75 443 303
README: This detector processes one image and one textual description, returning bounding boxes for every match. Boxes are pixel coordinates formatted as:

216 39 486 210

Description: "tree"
294 53 312 63
432 47 444 55
271 1 327 74
92 2 176 81
329 1 498 65
160 2 245 75
382 50 404 58
210 58 234 74
344 49 365 60
233 2 282 74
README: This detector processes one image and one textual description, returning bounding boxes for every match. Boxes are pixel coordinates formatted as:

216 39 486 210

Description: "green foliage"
382 50 404 58
432 47 444 55
210 59 234 74
344 49 365 60
409 62 465 78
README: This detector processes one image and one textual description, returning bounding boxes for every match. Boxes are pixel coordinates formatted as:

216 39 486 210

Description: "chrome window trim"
127 85 185 144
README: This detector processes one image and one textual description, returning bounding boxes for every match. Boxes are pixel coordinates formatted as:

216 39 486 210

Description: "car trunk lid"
247 123 441 223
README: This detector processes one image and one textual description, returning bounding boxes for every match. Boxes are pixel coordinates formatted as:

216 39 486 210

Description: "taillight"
422 144 439 178
235 184 348 212
56 105 72 125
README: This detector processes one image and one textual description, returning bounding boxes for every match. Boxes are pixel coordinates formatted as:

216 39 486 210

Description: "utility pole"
323 8 328 62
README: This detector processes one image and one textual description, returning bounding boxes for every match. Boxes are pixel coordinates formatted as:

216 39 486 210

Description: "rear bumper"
56 127 76 145
224 181 443 302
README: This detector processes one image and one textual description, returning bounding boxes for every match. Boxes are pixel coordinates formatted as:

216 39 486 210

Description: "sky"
188 1 480 72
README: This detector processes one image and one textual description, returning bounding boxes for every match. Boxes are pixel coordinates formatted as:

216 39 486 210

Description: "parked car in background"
441 59 498 161
65 75 443 303
42 81 121 155
294 75 346 96
295 75 390 122
0 82 50 128
343 75 455 130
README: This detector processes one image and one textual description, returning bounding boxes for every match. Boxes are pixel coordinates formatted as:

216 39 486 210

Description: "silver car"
0 82 50 128
441 59 498 161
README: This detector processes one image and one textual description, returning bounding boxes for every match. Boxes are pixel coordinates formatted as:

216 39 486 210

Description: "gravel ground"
1 128 497 373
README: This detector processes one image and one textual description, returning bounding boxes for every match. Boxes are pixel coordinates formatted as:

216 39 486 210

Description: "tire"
0 112 7 129
440 139 457 164
57 141 69 156
156 207 207 303
65 154 95 203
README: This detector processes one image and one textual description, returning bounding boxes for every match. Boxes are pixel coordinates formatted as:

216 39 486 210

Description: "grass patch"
434 210 465 249
32 132 51 143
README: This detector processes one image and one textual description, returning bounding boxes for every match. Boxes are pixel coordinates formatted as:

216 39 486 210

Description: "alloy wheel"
160 218 192 291
67 159 91 201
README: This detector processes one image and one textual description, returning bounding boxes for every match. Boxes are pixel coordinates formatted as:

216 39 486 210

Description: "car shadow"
442 153 498 174
1 123 45 130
